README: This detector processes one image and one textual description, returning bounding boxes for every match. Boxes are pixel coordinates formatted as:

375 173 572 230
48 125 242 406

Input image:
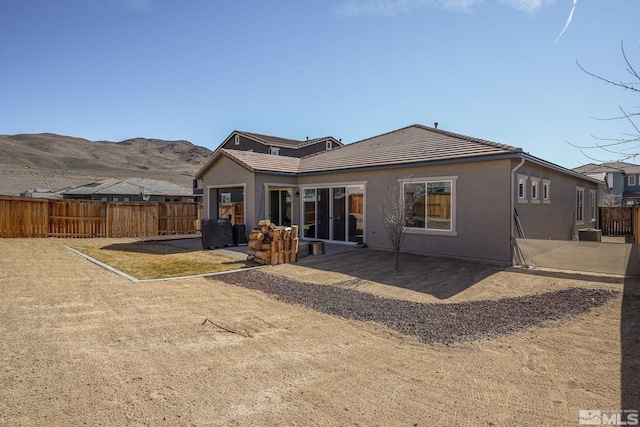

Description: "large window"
576 187 584 223
590 190 597 221
404 179 453 232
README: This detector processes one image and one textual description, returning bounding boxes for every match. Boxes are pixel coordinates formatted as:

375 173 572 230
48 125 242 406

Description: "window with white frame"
234 134 240 145
113 197 119 202
629 175 637 186
326 140 332 150
404 179 455 233
517 175 528 202
269 147 280 156
542 180 551 203
123 197 130 202
576 187 584 223
531 177 540 202
590 190 597 221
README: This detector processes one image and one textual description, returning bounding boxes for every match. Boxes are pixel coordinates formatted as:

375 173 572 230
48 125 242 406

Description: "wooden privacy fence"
599 207 633 236
0 196 201 238
635 207 640 244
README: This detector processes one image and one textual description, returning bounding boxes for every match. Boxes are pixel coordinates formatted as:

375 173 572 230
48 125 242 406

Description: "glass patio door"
269 190 292 226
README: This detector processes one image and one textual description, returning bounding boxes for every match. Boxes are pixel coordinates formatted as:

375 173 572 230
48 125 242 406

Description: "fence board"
0 196 200 238
634 207 639 244
0 196 48 237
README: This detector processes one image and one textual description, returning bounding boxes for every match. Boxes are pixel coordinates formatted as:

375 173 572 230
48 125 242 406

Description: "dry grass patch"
71 241 252 280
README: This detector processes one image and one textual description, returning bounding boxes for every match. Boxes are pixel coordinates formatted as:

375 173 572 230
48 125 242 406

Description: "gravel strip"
213 270 619 345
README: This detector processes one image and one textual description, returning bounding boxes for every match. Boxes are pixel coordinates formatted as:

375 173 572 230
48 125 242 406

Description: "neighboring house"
196 124 600 264
193 130 343 203
20 187 70 199
63 178 194 202
572 162 640 206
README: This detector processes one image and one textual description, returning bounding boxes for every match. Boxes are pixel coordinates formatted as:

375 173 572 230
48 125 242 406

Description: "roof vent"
434 122 439 129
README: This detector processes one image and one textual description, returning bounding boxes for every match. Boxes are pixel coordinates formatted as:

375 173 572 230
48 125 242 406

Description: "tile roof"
236 131 341 149
64 178 192 196
211 124 522 175
297 124 522 173
220 149 301 174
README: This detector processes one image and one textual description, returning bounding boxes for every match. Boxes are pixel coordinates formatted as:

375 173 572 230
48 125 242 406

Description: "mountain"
0 133 213 196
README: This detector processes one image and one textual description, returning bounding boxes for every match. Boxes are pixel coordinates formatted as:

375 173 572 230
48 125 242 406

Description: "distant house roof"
572 162 640 175
20 187 71 199
64 178 192 197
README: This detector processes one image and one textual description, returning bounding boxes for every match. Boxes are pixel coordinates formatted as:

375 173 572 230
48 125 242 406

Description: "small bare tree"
379 175 424 271
571 41 640 162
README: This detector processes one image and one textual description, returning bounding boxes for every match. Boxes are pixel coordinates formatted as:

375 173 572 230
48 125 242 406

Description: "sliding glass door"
301 185 364 243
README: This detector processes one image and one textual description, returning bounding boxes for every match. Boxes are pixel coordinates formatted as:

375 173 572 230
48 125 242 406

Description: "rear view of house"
196 124 599 264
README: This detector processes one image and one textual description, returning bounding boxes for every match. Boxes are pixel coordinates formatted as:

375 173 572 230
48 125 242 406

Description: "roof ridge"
411 124 522 152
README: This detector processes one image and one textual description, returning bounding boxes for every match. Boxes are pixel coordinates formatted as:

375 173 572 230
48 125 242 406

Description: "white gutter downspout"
510 157 526 265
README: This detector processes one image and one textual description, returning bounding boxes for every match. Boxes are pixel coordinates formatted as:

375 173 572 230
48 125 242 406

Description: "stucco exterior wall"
200 156 255 226
253 174 299 225
513 160 598 240
296 159 514 263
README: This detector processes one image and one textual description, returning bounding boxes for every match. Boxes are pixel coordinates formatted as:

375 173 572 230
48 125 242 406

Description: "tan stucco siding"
297 160 513 263
512 160 599 240
200 156 255 225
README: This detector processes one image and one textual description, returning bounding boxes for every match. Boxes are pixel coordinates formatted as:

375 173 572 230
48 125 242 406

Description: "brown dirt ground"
0 238 637 426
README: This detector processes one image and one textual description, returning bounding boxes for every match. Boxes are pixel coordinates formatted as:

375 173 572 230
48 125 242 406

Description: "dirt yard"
1 238 638 426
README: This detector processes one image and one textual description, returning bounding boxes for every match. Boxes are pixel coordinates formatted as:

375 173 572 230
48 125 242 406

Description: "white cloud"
332 0 557 17
555 0 577 44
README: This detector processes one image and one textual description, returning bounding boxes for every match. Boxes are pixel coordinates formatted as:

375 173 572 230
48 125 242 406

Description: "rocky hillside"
0 133 213 196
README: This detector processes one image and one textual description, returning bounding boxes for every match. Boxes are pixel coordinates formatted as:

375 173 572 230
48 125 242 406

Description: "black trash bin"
201 218 233 249
232 223 248 246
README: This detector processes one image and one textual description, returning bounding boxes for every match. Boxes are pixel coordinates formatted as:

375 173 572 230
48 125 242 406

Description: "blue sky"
1 0 639 168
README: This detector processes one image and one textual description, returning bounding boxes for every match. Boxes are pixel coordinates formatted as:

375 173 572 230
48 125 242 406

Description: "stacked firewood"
246 220 299 265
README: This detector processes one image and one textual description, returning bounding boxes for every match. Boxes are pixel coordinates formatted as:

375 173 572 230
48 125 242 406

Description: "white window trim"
326 140 332 150
576 186 585 224
401 176 458 237
234 134 240 145
542 179 551 204
530 177 540 204
517 174 528 203
269 147 280 156
629 175 637 186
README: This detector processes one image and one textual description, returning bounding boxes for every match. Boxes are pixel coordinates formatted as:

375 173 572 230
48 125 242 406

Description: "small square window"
269 147 280 156
530 177 540 202
517 175 528 202
123 197 130 202
113 197 119 202
542 180 551 202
